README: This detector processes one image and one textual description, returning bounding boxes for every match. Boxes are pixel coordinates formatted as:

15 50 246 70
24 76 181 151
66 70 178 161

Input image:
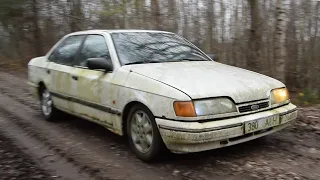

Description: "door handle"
46 69 50 74
71 75 78 80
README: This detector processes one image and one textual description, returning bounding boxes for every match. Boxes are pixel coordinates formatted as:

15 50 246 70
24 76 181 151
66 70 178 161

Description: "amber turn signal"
173 101 197 117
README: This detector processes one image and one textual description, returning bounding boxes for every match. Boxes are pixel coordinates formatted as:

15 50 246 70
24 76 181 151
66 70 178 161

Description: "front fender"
117 71 191 119
28 57 51 96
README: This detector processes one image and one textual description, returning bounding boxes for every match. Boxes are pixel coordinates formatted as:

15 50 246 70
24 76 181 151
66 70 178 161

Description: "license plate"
245 115 280 134
280 111 298 124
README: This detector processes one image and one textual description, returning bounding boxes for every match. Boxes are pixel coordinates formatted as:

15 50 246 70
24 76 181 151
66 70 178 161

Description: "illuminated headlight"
270 88 290 105
193 98 237 116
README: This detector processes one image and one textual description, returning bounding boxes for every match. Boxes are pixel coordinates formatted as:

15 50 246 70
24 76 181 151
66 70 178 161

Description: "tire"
126 104 165 162
39 87 59 121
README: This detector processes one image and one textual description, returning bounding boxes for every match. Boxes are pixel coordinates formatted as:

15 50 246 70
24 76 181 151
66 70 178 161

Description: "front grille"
238 101 269 113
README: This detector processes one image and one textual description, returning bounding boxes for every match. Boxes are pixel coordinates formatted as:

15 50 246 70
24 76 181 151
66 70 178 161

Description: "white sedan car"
28 30 298 161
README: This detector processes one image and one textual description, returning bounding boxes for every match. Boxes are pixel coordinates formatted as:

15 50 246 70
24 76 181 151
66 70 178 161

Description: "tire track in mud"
0 101 111 180
0 72 40 110
0 71 320 179
0 84 39 110
0 113 92 180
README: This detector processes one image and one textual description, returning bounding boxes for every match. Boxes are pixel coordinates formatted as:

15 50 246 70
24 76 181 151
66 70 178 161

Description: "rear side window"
49 35 85 65
75 35 111 67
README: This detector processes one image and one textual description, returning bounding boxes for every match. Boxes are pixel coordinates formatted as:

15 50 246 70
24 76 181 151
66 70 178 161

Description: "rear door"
47 35 86 112
70 34 116 125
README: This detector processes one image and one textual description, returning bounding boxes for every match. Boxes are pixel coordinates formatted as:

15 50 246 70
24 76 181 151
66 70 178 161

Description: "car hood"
124 61 284 103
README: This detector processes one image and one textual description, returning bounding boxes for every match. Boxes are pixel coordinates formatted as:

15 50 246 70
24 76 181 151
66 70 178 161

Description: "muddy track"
0 71 319 180
0 105 107 180
0 112 92 180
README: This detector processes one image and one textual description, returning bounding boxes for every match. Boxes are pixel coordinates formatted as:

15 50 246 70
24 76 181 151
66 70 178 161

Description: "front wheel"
127 104 165 162
40 88 59 121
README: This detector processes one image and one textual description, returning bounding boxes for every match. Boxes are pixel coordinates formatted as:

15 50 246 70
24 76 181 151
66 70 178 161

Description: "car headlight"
193 98 237 116
270 88 290 105
173 98 237 117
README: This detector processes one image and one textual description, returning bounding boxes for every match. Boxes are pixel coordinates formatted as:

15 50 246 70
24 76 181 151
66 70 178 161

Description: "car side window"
49 35 85 65
76 35 112 67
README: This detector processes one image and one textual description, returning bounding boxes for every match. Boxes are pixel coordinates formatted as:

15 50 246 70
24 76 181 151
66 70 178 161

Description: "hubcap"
130 110 153 153
41 89 52 116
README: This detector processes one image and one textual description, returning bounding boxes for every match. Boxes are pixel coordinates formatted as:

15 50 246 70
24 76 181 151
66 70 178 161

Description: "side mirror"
86 58 113 72
207 54 217 61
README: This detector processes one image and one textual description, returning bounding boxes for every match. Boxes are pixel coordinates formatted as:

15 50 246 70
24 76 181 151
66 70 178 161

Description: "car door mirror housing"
86 58 113 72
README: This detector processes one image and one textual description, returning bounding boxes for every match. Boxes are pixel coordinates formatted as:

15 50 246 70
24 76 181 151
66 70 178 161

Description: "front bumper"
156 103 297 153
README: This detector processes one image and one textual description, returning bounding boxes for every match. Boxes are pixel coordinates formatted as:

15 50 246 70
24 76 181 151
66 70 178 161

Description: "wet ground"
0 70 319 180
0 131 54 180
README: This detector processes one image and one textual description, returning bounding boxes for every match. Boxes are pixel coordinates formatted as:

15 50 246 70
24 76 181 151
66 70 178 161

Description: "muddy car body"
28 30 298 161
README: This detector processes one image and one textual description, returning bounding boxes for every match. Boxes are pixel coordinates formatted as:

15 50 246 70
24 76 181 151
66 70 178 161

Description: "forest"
0 0 319 103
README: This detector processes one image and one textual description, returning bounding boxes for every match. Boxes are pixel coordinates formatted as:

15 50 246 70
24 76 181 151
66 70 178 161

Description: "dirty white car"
28 30 298 161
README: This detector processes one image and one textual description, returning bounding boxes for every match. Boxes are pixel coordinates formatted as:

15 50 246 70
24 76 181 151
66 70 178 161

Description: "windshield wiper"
169 58 208 62
124 59 209 65
124 60 162 65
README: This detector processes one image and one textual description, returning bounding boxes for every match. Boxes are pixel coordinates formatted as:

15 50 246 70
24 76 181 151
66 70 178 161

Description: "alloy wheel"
41 89 53 116
130 110 154 153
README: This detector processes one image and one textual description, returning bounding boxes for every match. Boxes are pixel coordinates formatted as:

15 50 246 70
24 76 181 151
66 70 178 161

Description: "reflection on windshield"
111 32 210 65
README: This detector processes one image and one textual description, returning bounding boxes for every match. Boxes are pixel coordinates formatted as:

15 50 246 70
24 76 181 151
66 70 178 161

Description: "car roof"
68 29 174 36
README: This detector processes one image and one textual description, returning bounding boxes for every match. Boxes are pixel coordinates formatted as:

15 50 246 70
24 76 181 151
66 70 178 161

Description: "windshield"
111 32 211 65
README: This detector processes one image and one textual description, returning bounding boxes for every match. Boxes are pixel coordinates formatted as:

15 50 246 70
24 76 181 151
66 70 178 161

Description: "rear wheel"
127 104 164 162
40 88 58 121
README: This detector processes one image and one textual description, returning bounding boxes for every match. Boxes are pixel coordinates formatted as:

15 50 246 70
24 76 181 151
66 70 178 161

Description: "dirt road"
0 70 319 180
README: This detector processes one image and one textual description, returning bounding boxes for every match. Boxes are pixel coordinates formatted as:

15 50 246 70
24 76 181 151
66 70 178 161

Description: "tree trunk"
32 0 43 57
44 0 55 51
134 0 143 28
168 0 178 33
247 0 262 72
182 1 189 39
206 0 214 53
285 0 298 87
69 0 83 32
123 0 128 29
274 0 288 83
220 1 226 63
151 0 161 29
314 1 320 93
193 0 201 47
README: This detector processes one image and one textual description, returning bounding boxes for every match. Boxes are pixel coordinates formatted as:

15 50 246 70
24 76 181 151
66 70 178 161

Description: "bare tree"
123 0 128 29
168 0 178 33
314 1 320 93
247 0 262 72
206 0 215 53
31 0 43 56
68 0 83 32
151 0 161 29
274 0 288 83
